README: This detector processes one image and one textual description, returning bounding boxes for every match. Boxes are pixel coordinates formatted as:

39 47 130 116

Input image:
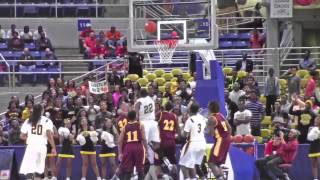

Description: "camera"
274 126 291 140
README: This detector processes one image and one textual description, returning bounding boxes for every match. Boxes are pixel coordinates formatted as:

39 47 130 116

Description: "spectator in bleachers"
272 101 290 125
83 32 97 58
246 89 265 136
33 25 46 40
6 24 18 39
19 25 33 43
97 30 106 44
21 99 34 121
280 95 290 113
252 2 264 29
244 73 260 95
229 82 245 106
105 26 121 46
43 48 58 68
235 53 253 73
128 52 144 77
305 70 319 99
18 48 36 85
91 42 107 59
95 101 113 130
264 68 280 116
234 99 252 135
8 119 23 145
5 100 21 123
0 124 8 146
8 31 24 51
281 66 301 100
79 23 93 53
0 25 6 42
36 32 53 51
115 39 128 58
225 89 238 133
250 28 264 51
300 49 316 71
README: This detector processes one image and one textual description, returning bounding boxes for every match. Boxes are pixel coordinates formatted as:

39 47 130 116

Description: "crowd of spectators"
79 24 127 61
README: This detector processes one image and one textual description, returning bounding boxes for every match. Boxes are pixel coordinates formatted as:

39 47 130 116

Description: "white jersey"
136 96 155 121
21 116 54 146
184 114 207 142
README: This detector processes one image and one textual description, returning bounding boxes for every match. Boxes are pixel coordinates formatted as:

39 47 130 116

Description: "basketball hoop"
154 39 178 64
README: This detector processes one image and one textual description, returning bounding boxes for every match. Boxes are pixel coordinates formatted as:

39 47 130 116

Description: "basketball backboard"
128 0 219 52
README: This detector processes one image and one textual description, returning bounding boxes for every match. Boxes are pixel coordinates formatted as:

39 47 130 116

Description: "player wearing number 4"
118 111 148 180
207 101 232 180
19 104 57 180
179 103 207 180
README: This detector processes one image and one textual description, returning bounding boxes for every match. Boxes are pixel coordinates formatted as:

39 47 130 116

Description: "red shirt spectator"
276 132 299 163
80 25 94 39
250 30 263 49
305 71 318 98
84 32 97 52
105 27 121 41
91 43 108 58
264 137 281 156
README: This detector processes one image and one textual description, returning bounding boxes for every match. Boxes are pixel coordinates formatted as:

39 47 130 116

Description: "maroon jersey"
123 121 143 144
212 113 231 139
158 111 177 141
117 114 128 132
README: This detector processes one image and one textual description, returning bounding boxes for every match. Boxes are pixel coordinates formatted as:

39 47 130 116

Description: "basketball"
243 134 254 143
233 135 243 143
145 21 157 33
171 31 178 38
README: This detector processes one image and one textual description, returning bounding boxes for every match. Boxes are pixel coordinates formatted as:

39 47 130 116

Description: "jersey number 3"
31 125 43 135
144 104 153 114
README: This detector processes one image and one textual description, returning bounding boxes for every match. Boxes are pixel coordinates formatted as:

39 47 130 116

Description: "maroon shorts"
154 140 176 165
120 143 146 173
209 136 231 165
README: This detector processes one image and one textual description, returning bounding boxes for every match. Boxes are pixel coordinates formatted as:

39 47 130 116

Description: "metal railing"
0 53 11 87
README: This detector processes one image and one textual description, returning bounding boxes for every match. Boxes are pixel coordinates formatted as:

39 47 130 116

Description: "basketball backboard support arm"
128 0 218 52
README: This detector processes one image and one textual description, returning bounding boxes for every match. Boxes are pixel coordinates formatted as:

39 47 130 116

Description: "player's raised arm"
118 125 125 161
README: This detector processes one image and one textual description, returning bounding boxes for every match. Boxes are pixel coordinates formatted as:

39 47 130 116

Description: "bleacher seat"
224 33 239 40
219 41 233 49
14 51 23 59
0 42 8 50
1 51 14 60
25 43 36 50
30 51 41 59
233 41 249 49
239 32 251 40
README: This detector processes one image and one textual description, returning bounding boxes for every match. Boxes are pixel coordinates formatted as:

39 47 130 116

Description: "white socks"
97 177 102 180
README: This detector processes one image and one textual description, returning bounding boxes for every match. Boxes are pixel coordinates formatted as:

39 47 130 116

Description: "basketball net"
154 39 178 64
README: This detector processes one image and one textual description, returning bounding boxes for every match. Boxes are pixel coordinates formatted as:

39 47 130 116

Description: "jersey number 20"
144 104 153 114
31 125 43 135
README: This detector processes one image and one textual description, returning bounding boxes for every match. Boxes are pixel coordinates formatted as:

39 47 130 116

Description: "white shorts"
20 144 47 175
140 120 160 143
179 141 206 168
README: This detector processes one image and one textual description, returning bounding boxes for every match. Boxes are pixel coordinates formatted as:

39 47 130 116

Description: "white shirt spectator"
20 31 33 41
0 29 5 39
6 29 19 39
234 109 252 135
33 30 46 40
229 89 245 105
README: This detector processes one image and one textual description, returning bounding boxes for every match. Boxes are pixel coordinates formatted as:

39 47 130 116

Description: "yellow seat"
159 86 166 93
171 68 182 76
170 77 178 82
301 114 311 126
165 82 172 88
259 95 266 106
143 69 149 76
254 136 263 144
162 73 174 81
171 82 178 93
155 69 165 77
145 73 157 81
137 78 149 87
127 74 139 81
123 78 130 83
182 72 191 81
278 79 287 89
237 70 247 79
261 129 271 138
155 78 166 86
261 116 272 127
300 78 309 89
223 67 233 76
297 70 308 78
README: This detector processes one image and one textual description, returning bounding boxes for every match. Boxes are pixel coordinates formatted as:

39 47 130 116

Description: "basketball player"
179 103 207 180
116 102 130 132
118 111 148 180
207 101 232 180
155 102 180 179
19 104 57 180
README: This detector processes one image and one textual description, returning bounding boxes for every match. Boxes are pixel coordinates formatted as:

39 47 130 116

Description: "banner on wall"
271 0 293 18
89 80 109 94
78 19 91 31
